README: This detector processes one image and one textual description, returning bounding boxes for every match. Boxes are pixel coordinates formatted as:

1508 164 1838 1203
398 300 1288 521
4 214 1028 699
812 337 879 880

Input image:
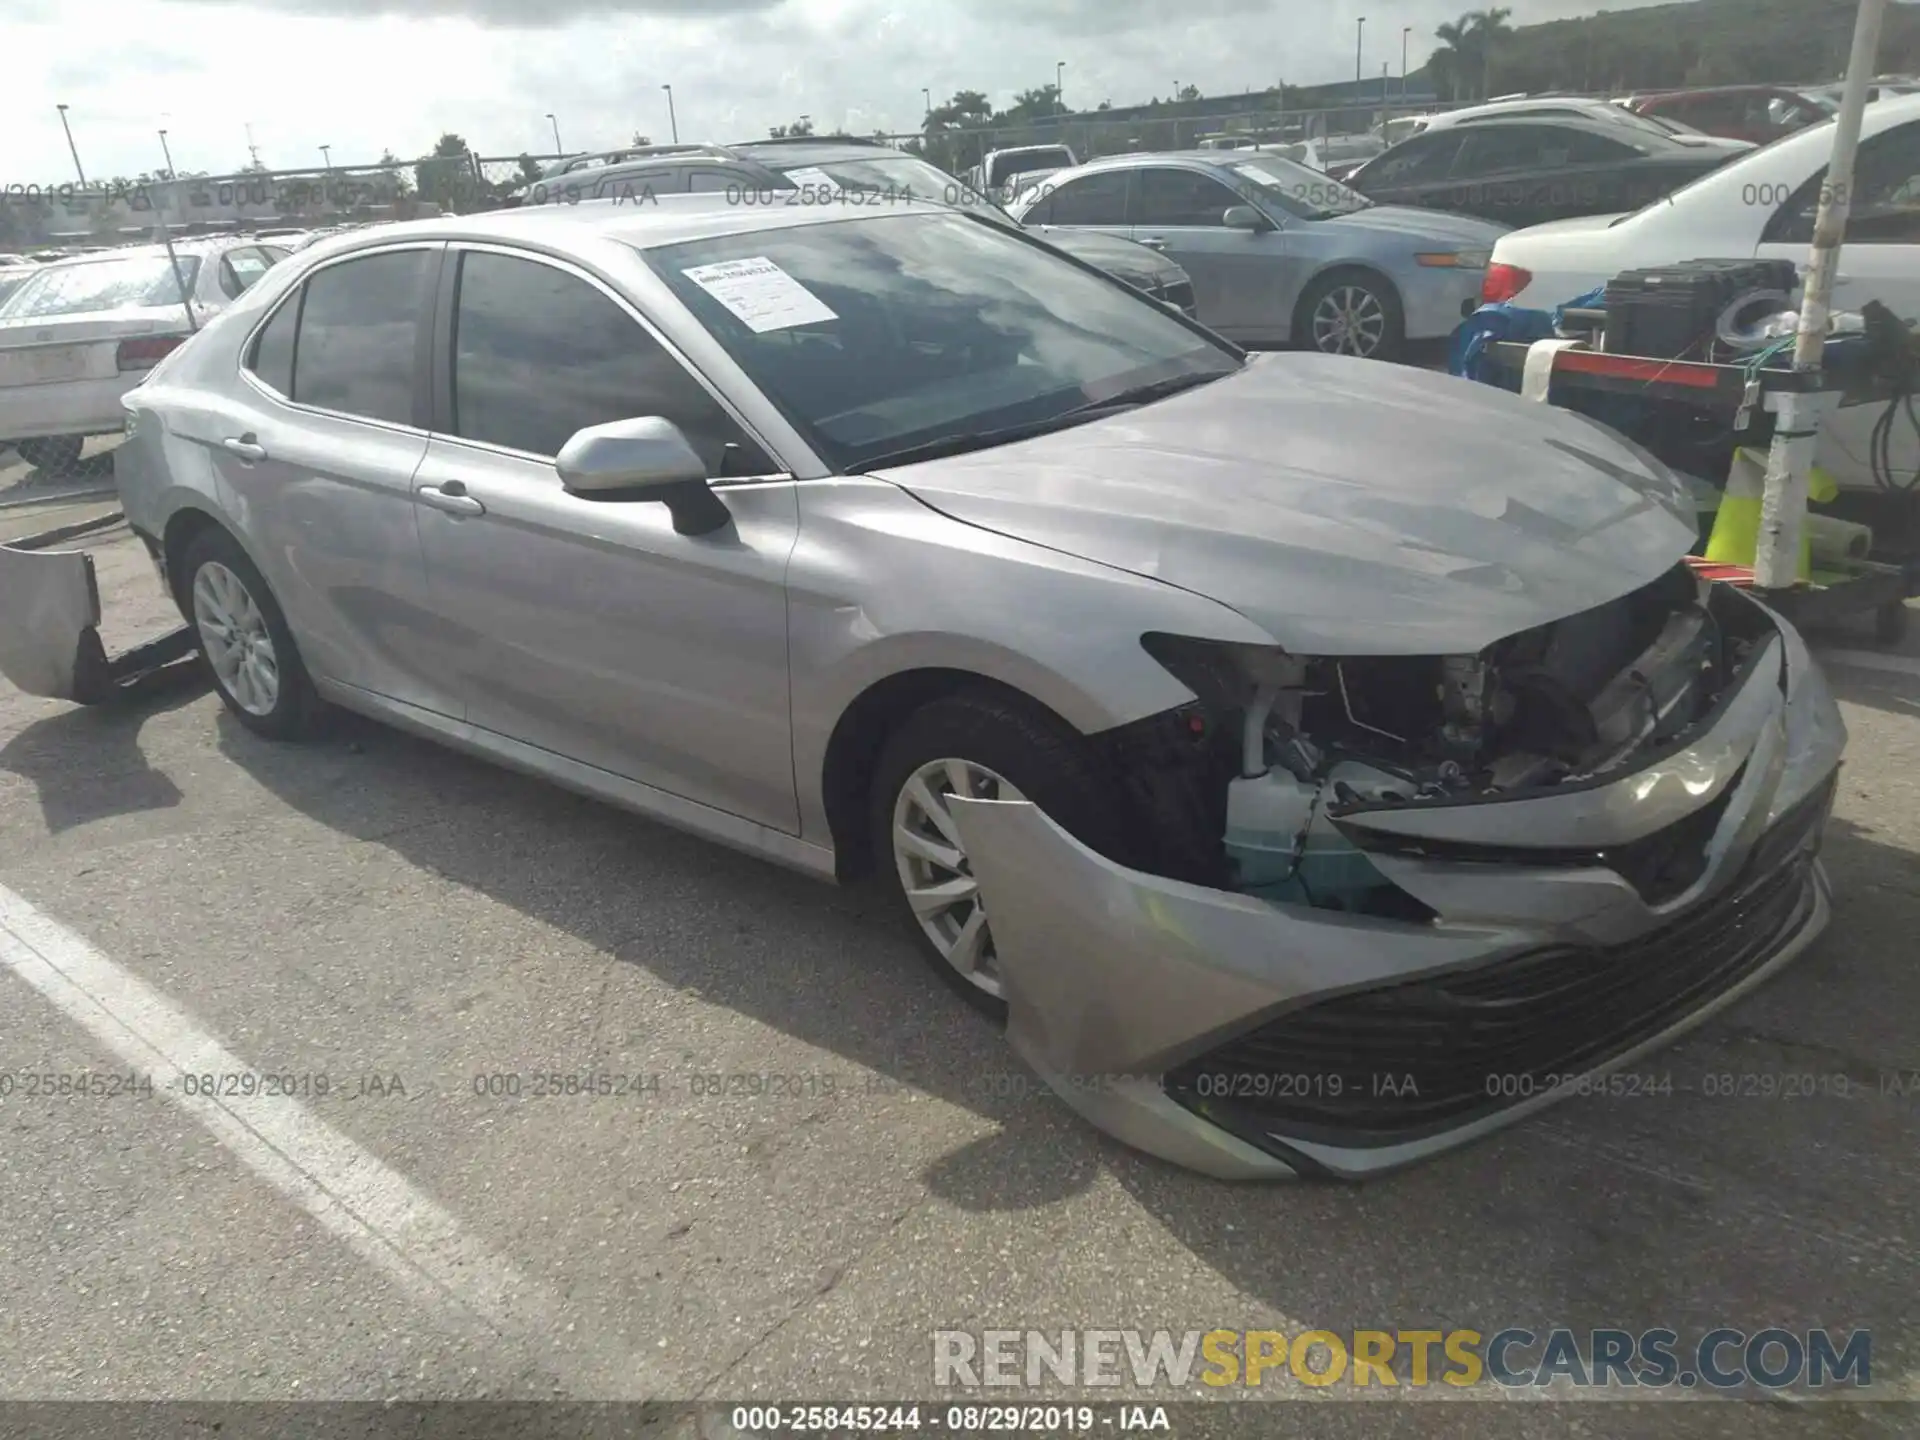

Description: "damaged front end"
945 563 1846 1180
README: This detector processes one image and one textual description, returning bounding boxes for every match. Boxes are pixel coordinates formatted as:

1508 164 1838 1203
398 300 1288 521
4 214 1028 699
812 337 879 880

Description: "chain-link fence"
0 153 539 488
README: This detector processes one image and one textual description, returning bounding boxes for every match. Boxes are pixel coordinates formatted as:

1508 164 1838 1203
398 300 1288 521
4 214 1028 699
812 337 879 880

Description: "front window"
1222 154 1372 218
0 253 202 319
644 212 1238 472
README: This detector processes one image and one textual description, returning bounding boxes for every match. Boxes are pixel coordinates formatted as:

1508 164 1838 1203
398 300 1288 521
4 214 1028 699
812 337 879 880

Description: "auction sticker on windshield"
681 256 838 332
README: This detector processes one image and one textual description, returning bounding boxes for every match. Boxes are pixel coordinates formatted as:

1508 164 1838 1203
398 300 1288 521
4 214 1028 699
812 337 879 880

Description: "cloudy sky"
2 0 1672 183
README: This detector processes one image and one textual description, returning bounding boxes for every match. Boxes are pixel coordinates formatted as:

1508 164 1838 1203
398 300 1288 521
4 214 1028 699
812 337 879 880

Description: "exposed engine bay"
1122 564 1777 919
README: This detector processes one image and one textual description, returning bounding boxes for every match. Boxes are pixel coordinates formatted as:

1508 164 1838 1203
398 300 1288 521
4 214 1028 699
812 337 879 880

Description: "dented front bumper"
0 532 193 703
947 603 1846 1181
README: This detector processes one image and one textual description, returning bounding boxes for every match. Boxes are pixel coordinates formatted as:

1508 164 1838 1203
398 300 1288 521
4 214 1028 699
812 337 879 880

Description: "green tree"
631 131 653 147
768 116 816 138
416 131 476 212
1177 83 1202 102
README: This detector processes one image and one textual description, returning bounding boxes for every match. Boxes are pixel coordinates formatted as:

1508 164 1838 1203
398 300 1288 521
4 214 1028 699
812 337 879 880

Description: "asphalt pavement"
1 522 1917 1438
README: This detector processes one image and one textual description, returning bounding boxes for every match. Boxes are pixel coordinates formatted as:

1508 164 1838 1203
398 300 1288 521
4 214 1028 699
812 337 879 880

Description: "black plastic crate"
1603 259 1800 361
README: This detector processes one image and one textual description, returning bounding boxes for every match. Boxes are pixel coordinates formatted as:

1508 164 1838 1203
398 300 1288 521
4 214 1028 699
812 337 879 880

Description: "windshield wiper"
1069 369 1228 414
855 372 1227 471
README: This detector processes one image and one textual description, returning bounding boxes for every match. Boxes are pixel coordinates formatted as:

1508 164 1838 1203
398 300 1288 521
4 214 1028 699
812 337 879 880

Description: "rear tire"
870 690 1122 1020
15 435 85 473
1296 269 1406 362
179 527 326 741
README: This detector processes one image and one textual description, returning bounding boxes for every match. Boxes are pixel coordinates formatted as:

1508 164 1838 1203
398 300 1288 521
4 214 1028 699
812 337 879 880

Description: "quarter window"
448 251 771 472
245 289 300 396
1765 120 1920 245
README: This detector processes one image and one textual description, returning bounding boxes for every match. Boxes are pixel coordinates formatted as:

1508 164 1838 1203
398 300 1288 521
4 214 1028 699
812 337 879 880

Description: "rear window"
0 254 202 319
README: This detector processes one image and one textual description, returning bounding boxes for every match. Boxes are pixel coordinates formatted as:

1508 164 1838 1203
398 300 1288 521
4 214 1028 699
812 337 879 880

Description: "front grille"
1166 773 1835 1150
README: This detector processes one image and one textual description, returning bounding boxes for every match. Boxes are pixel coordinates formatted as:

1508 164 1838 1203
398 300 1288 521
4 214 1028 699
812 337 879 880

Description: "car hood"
1314 203 1509 246
1026 227 1184 286
875 353 1698 656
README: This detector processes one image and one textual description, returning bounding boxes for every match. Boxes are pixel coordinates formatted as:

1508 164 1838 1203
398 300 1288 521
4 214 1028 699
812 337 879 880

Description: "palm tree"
1432 15 1476 102
1473 8 1515 100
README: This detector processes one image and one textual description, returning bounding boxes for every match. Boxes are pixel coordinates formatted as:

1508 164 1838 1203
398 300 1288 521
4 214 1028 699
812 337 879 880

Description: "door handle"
221 435 267 463
416 483 485 517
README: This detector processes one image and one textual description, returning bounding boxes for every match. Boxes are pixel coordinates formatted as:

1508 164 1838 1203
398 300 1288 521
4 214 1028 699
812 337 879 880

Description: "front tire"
180 527 325 740
870 690 1121 1019
1297 269 1405 362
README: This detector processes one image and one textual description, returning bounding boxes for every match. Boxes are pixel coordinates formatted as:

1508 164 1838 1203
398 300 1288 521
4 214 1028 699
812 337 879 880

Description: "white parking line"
0 880 583 1360
1816 649 1920 680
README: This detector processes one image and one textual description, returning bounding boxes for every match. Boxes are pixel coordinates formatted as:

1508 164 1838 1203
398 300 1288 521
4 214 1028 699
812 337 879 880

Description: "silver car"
1008 149 1507 358
0 237 291 472
0 197 1844 1179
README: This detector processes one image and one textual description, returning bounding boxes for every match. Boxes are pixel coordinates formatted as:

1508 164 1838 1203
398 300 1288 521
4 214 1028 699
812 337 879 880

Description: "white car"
1415 96 1754 157
1485 93 1920 495
0 237 289 472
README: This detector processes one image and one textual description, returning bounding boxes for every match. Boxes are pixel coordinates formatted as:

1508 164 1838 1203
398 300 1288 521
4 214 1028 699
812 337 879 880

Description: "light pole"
547 113 562 154
1056 60 1065 113
55 104 88 187
319 144 332 171
923 87 932 120
1355 17 1366 86
158 128 175 179
662 84 679 143
1402 26 1412 103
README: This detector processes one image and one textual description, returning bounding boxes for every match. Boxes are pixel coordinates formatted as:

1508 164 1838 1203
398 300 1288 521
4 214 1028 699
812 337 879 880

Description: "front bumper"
0 525 193 703
946 601 1846 1180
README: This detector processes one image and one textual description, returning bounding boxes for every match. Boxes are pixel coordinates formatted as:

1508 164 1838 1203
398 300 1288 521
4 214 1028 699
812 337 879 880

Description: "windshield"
989 149 1074 185
645 211 1237 472
1223 153 1372 218
774 152 1017 226
0 253 201 319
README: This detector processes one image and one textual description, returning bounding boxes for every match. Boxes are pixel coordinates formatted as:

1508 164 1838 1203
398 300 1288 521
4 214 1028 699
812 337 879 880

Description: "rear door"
204 243 454 713
1129 165 1289 339
1347 131 1468 210
1443 126 1566 227
1757 117 1920 493
1014 168 1133 241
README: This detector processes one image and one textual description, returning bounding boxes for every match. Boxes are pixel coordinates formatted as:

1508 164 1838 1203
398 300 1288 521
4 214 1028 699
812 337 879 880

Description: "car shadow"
0 661 207 833
208 705 1920 1396
211 706 1105 1211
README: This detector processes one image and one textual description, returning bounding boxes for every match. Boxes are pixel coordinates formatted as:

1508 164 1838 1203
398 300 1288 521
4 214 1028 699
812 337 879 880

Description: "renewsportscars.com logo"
933 1328 1872 1391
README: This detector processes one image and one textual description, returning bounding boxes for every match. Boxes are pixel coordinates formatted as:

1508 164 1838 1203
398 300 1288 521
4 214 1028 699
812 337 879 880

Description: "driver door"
1129 166 1291 343
410 245 802 831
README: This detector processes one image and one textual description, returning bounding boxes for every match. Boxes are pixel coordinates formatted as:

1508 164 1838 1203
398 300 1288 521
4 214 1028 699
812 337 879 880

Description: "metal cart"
1483 329 1916 645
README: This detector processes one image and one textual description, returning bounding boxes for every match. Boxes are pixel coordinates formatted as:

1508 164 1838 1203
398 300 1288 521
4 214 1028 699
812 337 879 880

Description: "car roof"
303 192 956 258
32 238 240 268
1638 84 1820 99
727 139 903 164
1420 113 1678 141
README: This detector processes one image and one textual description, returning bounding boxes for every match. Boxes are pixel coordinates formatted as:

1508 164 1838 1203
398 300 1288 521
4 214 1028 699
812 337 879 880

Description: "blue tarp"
1448 285 1608 390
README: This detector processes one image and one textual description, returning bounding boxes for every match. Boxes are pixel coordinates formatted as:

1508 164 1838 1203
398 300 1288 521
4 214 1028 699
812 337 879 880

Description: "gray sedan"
0 196 1844 1179
1008 150 1508 358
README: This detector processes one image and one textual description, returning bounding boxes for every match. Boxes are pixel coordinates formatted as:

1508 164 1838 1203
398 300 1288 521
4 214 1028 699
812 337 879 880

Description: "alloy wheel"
191 560 281 717
1311 284 1387 357
891 757 1025 999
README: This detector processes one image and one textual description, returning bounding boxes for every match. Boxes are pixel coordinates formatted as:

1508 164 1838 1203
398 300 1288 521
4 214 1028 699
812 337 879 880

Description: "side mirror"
1222 205 1271 233
555 416 731 536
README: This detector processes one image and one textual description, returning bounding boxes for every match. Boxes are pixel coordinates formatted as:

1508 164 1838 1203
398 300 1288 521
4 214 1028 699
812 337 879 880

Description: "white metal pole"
1753 0 1887 590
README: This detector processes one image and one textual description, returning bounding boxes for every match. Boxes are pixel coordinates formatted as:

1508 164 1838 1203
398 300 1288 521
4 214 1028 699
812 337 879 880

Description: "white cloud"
0 0 1680 185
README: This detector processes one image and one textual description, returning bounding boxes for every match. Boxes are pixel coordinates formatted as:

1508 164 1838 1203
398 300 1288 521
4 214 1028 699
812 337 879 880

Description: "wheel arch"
160 505 237 614
1290 262 1405 348
820 667 1087 883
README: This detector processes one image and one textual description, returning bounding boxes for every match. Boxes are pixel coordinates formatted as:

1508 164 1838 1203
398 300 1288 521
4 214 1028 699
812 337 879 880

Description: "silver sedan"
1007 150 1508 359
0 196 1844 1179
